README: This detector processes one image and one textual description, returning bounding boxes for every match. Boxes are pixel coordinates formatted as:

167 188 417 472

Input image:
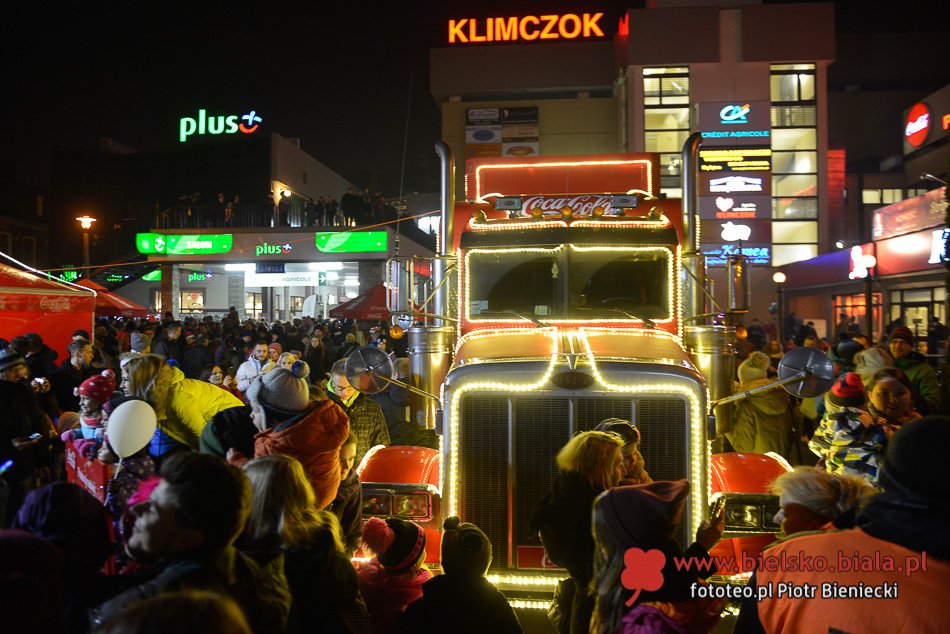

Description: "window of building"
643 67 690 196
291 296 303 312
771 63 818 265
21 236 36 265
862 189 882 205
0 231 11 254
833 292 883 342
152 290 207 314
246 292 262 317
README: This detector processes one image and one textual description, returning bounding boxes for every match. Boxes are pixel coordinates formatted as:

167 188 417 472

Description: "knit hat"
440 516 492 577
738 351 770 384
889 326 914 344
268 342 282 356
130 332 151 353
76 370 116 404
854 347 894 386
594 418 640 445
879 416 950 503
245 361 311 418
362 516 427 572
597 480 690 551
826 372 865 408
0 347 25 372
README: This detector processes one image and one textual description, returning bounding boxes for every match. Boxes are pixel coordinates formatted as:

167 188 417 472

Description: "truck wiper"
576 305 656 329
476 309 547 328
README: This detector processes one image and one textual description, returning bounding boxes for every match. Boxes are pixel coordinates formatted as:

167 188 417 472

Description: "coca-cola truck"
357 142 795 604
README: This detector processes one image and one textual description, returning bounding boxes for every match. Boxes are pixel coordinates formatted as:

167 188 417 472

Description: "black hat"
0 347 26 372
440 516 492 577
594 418 640 445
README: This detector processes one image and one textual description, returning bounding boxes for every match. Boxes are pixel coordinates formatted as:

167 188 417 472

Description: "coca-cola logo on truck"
904 103 931 148
39 296 72 312
519 195 615 216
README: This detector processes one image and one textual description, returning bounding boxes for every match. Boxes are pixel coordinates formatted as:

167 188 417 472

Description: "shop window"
772 244 818 267
882 189 903 204
291 296 303 312
246 292 262 317
772 221 818 244
862 190 882 205
902 288 933 303
180 290 205 313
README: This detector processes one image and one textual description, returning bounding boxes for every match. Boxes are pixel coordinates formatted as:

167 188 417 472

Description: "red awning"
329 284 391 321
76 279 149 318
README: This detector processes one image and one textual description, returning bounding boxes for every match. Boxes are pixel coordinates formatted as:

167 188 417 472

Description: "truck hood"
453 327 695 370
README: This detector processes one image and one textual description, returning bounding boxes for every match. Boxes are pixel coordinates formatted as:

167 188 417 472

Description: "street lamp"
772 271 787 347
76 215 96 280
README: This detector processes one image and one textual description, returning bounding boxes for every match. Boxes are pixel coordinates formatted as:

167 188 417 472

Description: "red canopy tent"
329 284 391 321
0 259 96 357
75 279 149 318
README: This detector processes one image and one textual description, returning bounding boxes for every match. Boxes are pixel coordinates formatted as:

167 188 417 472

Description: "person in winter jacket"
50 340 95 412
61 370 116 458
401 516 522 634
589 480 725 634
182 333 213 379
358 517 430 634
227 361 350 509
330 433 363 557
888 325 941 415
329 359 390 466
529 431 625 634
149 322 183 365
809 372 892 485
236 341 269 393
122 354 244 456
242 454 370 634
741 417 950 633
91 453 292 634
725 351 793 456
23 332 58 379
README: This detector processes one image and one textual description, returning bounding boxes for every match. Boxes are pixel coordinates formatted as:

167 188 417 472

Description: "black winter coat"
401 574 522 634
330 470 363 556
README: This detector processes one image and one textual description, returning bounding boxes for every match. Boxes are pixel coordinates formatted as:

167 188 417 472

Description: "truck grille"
459 394 690 570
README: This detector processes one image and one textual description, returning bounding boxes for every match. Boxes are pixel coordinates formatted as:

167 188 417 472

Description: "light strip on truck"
576 327 708 537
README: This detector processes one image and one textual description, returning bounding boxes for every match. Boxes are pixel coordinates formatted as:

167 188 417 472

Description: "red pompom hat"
361 516 426 572
76 370 116 405
827 372 865 408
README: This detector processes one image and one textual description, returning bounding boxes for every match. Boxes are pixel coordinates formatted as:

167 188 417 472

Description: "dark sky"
3 1 946 195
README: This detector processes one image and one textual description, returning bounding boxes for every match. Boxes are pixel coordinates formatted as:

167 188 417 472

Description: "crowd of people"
2 306 949 633
156 187 393 230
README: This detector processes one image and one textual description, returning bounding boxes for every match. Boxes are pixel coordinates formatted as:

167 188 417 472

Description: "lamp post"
773 271 787 347
76 215 96 280
861 254 877 343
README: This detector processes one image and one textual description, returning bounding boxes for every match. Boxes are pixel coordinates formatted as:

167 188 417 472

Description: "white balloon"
107 400 157 459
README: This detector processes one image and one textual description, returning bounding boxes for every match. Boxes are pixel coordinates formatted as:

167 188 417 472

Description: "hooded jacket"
358 559 431 634
229 399 350 509
894 351 941 415
162 365 244 449
725 378 793 455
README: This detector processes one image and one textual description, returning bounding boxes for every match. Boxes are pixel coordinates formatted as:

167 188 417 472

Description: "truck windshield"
567 249 670 320
467 247 670 321
467 250 561 318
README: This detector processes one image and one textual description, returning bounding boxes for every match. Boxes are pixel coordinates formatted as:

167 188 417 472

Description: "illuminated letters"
179 109 262 143
448 13 603 44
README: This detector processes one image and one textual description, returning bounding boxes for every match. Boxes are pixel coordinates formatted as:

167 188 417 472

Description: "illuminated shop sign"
142 270 161 282
699 195 771 220
904 103 931 148
875 227 948 275
699 147 771 172
244 270 325 288
136 233 234 255
848 244 876 280
315 231 388 253
448 13 604 44
719 104 751 125
700 219 771 243
872 187 947 240
179 109 262 143
254 242 294 257
708 175 765 193
698 101 770 147
46 270 81 282
701 244 771 266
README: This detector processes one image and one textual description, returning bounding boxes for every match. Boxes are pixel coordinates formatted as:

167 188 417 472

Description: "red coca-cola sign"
519 194 614 217
904 102 931 147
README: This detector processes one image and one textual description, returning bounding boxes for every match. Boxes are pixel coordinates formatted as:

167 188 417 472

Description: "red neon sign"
448 13 604 44
904 103 931 147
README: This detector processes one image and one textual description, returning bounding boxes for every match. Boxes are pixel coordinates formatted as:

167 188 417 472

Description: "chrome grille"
459 393 690 570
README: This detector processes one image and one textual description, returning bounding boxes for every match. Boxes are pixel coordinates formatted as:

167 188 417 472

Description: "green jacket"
894 352 941 415
725 378 793 456
163 366 245 449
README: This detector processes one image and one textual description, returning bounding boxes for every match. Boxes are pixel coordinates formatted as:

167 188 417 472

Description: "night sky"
3 1 946 196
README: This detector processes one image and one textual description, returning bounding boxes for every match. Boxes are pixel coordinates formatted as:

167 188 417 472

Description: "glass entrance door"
902 304 930 353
